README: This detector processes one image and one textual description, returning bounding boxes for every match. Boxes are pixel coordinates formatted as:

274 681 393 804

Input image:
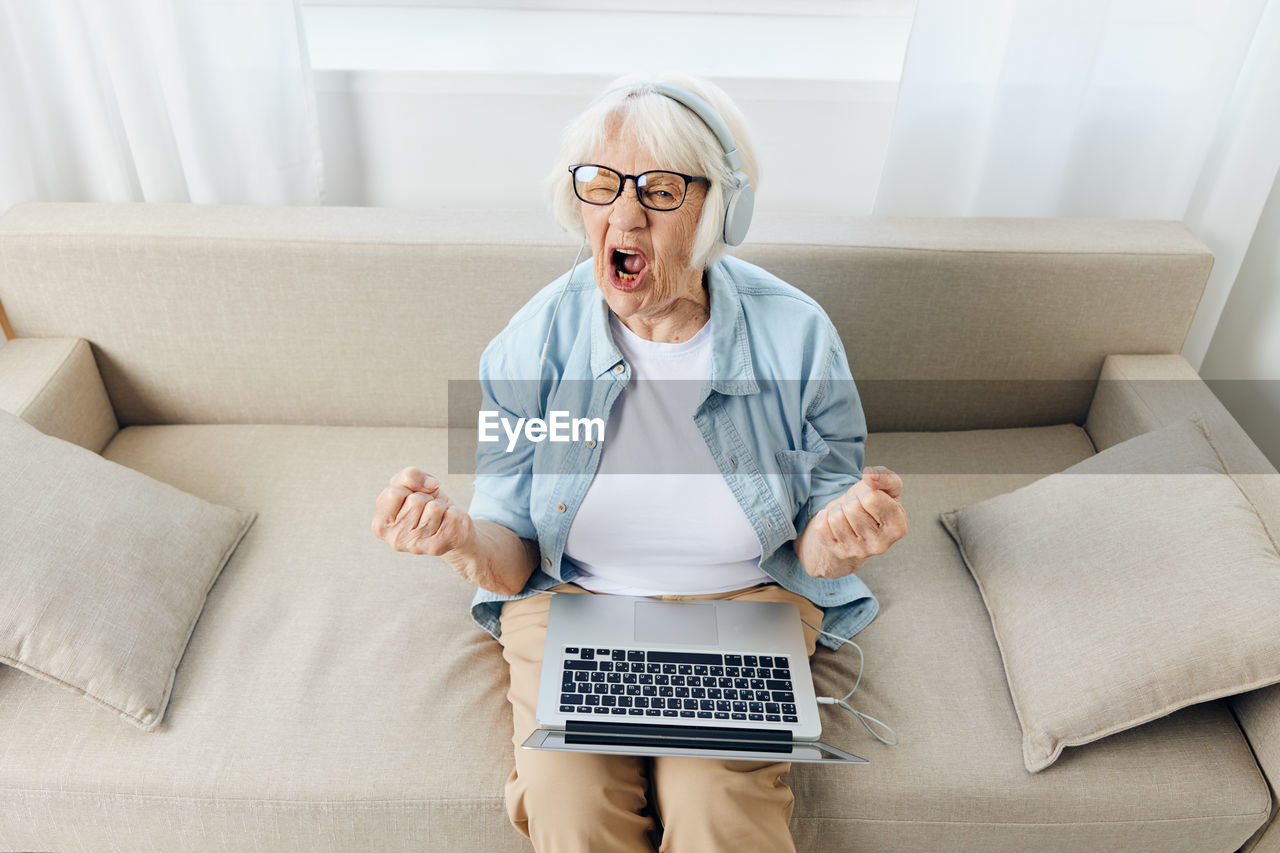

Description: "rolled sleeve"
794 334 867 537
468 335 538 542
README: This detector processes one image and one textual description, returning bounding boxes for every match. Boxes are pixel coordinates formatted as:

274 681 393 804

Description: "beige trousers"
498 582 824 853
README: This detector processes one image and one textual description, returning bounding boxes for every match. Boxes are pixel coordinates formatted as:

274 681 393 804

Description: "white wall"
304 3 910 228
1200 166 1280 466
312 72 898 225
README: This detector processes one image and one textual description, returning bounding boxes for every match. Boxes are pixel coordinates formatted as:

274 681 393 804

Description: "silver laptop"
520 592 867 764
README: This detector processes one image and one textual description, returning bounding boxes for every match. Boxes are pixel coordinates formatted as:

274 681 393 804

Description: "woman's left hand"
795 466 908 580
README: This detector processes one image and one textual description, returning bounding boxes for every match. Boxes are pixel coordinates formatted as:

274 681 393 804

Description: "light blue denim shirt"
467 255 878 651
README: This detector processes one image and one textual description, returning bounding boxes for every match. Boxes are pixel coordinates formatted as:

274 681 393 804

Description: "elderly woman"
372 73 907 853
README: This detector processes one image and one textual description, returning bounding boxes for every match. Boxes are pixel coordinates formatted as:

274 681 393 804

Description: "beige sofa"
0 201 1277 852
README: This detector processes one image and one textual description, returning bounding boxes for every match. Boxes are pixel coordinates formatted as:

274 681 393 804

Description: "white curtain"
874 0 1280 371
0 0 325 212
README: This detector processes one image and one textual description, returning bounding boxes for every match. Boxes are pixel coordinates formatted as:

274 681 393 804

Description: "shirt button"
729 455 738 469
613 363 625 374
557 503 567 513
586 439 596 449
544 557 552 568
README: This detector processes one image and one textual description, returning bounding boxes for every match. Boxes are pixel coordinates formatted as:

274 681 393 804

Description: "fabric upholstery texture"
0 422 1267 852
805 425 1269 852
1084 353 1280 851
0 337 117 452
0 204 1271 852
941 417 1280 772
0 410 254 731
1237 683 1280 853
0 423 525 853
0 203 1211 432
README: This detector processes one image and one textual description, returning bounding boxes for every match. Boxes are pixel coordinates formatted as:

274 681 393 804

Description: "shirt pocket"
774 420 830 512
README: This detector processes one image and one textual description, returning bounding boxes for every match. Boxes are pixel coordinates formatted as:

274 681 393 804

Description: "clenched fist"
795 466 908 580
372 467 538 596
371 467 475 557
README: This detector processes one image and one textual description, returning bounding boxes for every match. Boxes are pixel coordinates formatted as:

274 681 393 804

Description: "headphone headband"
643 82 745 174
594 80 755 246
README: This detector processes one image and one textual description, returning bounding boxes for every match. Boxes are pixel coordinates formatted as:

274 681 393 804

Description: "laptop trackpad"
634 601 718 646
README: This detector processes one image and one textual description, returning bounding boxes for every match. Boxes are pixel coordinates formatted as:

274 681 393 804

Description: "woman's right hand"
371 467 476 558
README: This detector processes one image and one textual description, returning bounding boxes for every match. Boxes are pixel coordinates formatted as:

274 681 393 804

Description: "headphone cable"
538 236 589 419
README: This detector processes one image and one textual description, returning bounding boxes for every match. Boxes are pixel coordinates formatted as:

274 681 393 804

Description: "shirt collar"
588 289 624 378
587 260 758 395
707 260 758 396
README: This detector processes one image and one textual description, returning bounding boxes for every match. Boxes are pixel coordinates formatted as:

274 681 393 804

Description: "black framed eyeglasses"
569 164 709 211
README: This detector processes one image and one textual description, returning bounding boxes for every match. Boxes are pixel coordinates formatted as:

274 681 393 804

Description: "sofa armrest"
1239 688 1280 852
1087 354 1280 849
1087 354 1273 468
0 338 118 452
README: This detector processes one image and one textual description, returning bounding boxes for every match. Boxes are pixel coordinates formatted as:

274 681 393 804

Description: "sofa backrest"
0 202 1212 432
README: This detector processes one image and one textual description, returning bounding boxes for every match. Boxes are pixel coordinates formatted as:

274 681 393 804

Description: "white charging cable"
801 618 899 746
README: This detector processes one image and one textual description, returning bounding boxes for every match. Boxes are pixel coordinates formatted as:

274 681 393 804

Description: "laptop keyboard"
557 647 800 724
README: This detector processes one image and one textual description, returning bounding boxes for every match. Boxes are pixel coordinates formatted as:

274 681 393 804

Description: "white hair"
547 72 761 272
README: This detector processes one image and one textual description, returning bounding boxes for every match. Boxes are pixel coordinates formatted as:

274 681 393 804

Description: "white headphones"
606 81 755 247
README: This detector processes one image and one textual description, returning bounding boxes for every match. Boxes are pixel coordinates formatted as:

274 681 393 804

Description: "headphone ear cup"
722 173 754 247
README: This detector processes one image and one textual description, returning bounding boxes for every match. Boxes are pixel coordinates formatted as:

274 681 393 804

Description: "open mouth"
610 247 648 284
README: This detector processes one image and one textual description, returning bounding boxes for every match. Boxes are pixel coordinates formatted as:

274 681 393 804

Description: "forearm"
445 519 539 596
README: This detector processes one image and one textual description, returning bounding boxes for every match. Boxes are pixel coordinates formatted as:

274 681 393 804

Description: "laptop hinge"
565 720 795 753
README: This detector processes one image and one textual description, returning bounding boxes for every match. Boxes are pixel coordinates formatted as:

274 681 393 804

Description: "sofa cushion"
0 422 1266 853
0 423 527 853
792 424 1269 852
0 410 254 731
939 417 1280 772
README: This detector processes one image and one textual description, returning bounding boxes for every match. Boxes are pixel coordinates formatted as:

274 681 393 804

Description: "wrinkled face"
581 131 708 340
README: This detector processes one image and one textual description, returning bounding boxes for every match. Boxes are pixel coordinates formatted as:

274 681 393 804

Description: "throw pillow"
0 409 255 731
940 416 1280 772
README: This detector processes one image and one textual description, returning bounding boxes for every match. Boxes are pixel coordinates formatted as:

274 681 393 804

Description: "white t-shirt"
565 314 771 596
